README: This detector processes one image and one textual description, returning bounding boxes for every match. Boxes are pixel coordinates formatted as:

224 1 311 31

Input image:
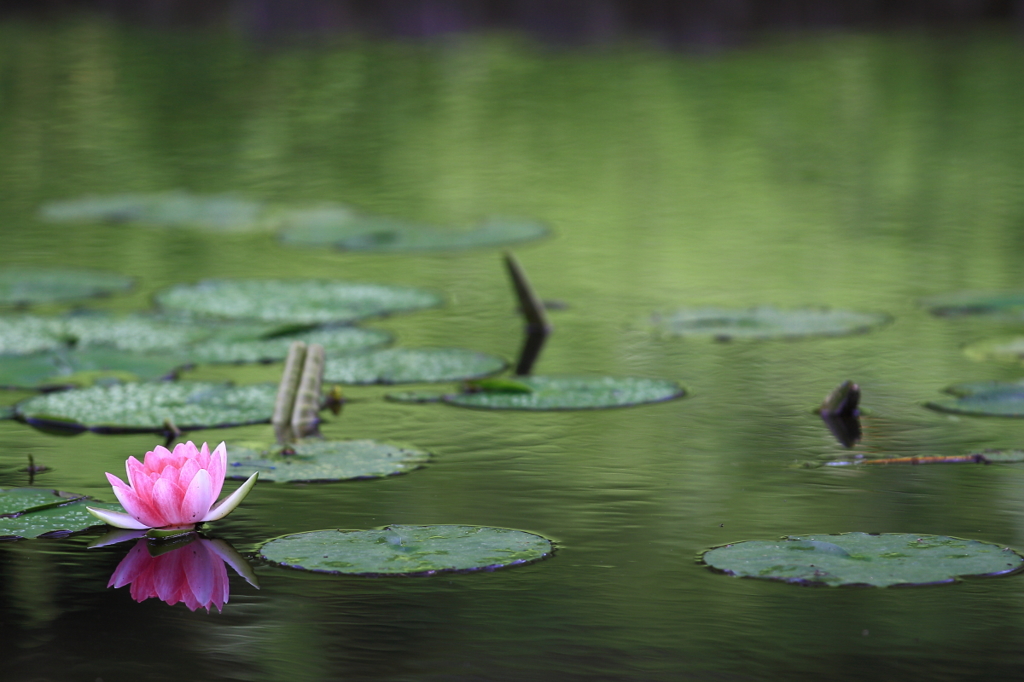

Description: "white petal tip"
202 472 258 523
86 506 149 530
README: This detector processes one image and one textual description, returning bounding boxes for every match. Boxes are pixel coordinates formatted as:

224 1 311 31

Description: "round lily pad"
39 191 265 232
0 348 184 390
701 533 1024 587
0 487 124 540
921 291 1024 317
0 314 211 356
187 326 392 365
226 439 429 482
277 205 549 252
155 279 442 324
443 375 685 410
925 381 1024 417
323 348 506 385
963 337 1024 364
259 525 554 576
14 381 278 434
650 307 890 340
0 268 134 306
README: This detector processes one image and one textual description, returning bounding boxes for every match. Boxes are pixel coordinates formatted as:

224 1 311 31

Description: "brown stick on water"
505 252 552 376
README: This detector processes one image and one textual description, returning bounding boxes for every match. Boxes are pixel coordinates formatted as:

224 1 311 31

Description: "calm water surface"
1 18 1024 681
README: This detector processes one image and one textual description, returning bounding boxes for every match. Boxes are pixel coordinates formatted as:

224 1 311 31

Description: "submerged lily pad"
259 525 553 576
14 381 278 434
701 533 1023 587
187 326 392 365
0 348 183 389
277 205 549 252
925 381 1024 417
0 268 134 306
650 307 890 340
0 488 123 539
963 337 1024 364
226 439 429 482
922 291 1024 317
155 279 442 324
443 375 685 410
323 348 506 385
39 192 265 232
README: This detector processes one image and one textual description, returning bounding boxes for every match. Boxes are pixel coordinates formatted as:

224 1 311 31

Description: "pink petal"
180 468 214 523
177 458 201 489
207 442 227 501
150 477 184 527
145 445 174 471
106 474 161 528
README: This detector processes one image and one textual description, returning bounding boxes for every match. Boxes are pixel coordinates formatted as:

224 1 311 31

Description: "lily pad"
963 337 1024 364
0 488 124 540
187 326 392 365
384 391 446 404
0 268 134 306
323 348 506 385
155 279 442 324
925 381 1024 417
701 533 1024 587
0 348 184 390
0 488 83 516
277 205 549 252
39 191 265 232
650 307 890 340
259 525 554 576
226 439 429 482
921 291 1024 317
14 381 278 434
443 375 685 410
0 314 211 356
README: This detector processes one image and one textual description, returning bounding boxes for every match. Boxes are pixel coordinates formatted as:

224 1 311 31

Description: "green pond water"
2 17 1024 681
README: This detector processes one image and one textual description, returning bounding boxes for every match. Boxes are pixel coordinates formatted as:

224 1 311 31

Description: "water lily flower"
87 441 257 533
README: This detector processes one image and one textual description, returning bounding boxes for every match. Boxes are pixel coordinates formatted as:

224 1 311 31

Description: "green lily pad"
925 381 1024 417
155 279 442 324
921 291 1024 317
259 525 554 576
187 326 392 365
701 533 1024 587
963 337 1024 364
443 375 685 410
323 348 506 385
0 348 184 390
0 487 124 539
0 268 134 306
650 307 890 340
226 439 429 482
0 314 211 356
384 391 446 404
0 488 83 516
39 191 265 232
14 381 278 434
277 205 549 252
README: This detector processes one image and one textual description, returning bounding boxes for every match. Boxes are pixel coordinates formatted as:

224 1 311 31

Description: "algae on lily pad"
187 326 392 365
921 291 1024 317
0 348 184 390
155 279 442 324
259 524 553 576
963 337 1024 364
0 268 134 306
226 439 429 482
39 191 265 232
323 348 506 385
14 381 278 434
0 487 124 540
277 205 549 252
650 307 890 341
443 375 685 410
925 381 1024 417
701 533 1023 587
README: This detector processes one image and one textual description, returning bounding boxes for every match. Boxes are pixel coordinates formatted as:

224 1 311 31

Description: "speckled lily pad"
650 307 890 340
155 279 442 324
0 488 124 539
259 525 554 576
925 381 1024 417
226 439 429 482
702 533 1024 587
443 375 685 410
39 191 265 232
0 348 183 390
188 326 392 365
323 348 506 385
14 381 278 434
0 268 134 306
0 314 210 356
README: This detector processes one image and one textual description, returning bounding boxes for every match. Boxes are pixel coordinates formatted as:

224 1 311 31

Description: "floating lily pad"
277 205 549 252
650 307 890 340
323 348 506 385
385 390 447 404
187 326 392 365
0 487 124 539
963 337 1024 364
226 439 429 482
0 314 211 356
39 191 265 232
0 268 134 306
921 291 1024 317
259 525 553 576
155 279 442 324
0 488 83 516
14 381 278 434
925 381 1024 417
443 375 685 410
701 533 1023 587
0 348 184 390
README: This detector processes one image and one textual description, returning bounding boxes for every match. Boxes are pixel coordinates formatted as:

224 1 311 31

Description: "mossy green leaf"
259 525 554 576
39 191 265 232
226 439 429 482
0 268 133 306
14 381 278 434
650 307 890 340
443 375 685 410
701 533 1023 587
155 279 442 324
925 381 1024 417
323 348 506 385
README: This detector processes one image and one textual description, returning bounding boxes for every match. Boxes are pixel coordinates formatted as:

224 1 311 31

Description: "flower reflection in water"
105 533 259 612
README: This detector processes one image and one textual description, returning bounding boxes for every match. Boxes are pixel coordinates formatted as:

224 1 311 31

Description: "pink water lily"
87 441 258 532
